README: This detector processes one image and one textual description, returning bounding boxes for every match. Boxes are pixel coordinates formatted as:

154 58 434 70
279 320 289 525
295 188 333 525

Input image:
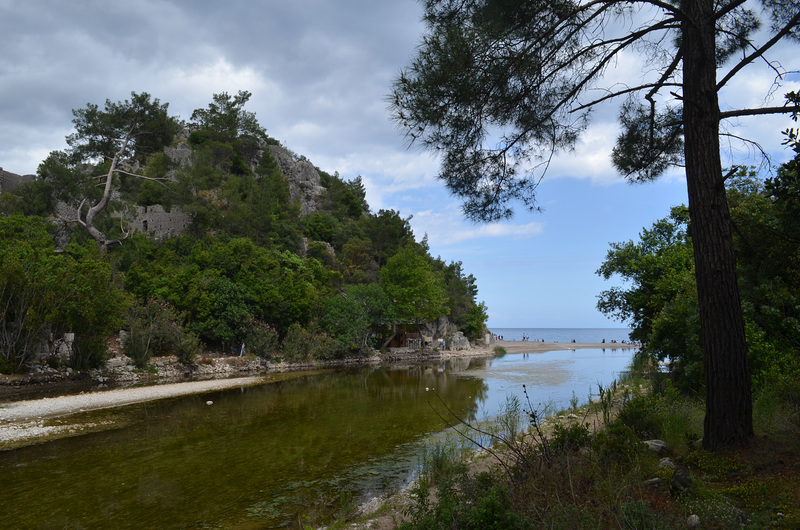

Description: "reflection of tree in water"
0 365 491 529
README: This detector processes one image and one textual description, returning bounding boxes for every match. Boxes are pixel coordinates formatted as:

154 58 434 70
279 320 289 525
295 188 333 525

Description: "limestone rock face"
449 331 471 350
268 145 324 215
164 141 193 170
421 317 456 340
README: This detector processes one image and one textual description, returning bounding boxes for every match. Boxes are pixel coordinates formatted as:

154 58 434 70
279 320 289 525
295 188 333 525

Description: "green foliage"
243 319 280 360
380 245 449 327
360 209 415 268
281 323 336 362
36 150 97 209
401 471 529 530
0 216 65 372
190 90 267 142
123 297 202 368
56 242 130 370
596 205 693 345
68 91 181 165
593 423 646 467
13 88 490 369
320 283 394 356
612 100 684 182
463 300 488 340
616 395 662 439
0 217 129 372
549 422 591 452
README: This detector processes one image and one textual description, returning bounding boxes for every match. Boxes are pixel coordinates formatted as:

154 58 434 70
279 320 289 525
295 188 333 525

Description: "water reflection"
0 366 486 528
0 348 632 528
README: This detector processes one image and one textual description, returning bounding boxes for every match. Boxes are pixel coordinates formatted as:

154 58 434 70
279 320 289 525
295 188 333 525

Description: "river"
0 346 635 528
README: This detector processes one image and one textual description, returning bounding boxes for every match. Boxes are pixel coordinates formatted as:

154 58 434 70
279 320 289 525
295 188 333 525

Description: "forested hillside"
0 91 488 373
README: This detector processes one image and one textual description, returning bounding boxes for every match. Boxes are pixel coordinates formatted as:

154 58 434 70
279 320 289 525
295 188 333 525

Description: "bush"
593 423 645 465
281 323 336 362
123 297 202 368
550 422 592 452
616 395 662 439
244 319 280 359
401 471 529 530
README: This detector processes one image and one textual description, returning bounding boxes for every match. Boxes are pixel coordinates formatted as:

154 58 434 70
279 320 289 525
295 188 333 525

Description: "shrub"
123 297 202 368
593 423 645 465
281 323 336 362
616 395 662 439
244 319 280 359
401 471 529 530
550 422 592 452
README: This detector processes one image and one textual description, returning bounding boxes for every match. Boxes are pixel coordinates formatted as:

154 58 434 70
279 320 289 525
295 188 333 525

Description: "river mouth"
0 348 634 528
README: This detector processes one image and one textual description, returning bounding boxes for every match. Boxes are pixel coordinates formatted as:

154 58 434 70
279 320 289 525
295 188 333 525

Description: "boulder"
670 465 693 495
448 331 471 350
643 439 669 456
658 457 676 470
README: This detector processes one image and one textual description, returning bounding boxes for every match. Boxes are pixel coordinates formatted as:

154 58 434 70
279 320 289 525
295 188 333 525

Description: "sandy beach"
0 341 635 449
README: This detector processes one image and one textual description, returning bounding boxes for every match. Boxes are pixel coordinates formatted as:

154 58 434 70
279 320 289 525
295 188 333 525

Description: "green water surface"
1 348 634 529
1 364 487 529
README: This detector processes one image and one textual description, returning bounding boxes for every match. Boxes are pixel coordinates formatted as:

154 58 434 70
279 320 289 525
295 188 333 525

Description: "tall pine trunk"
682 0 753 450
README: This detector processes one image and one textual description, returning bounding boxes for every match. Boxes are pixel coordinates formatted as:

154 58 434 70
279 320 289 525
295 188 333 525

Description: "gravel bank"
0 341 636 449
0 376 266 449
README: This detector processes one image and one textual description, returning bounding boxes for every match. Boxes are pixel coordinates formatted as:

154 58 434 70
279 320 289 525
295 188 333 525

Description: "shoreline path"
0 341 636 448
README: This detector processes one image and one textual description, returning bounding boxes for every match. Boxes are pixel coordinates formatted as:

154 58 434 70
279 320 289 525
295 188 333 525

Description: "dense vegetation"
383 106 800 530
0 91 487 373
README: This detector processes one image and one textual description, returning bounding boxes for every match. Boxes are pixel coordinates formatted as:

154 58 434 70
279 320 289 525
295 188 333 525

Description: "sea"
488 327 632 344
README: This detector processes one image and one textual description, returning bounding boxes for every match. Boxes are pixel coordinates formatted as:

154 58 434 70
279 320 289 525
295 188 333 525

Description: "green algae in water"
0 365 486 529
0 349 634 528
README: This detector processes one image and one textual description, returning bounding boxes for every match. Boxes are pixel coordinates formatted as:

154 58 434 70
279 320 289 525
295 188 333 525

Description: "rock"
643 439 668 456
686 514 701 528
643 477 661 486
670 465 693 495
268 145 324 215
658 457 675 470
206 401 213 406
448 331 471 350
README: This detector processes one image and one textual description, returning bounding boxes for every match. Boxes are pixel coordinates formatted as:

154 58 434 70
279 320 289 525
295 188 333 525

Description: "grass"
394 368 800 529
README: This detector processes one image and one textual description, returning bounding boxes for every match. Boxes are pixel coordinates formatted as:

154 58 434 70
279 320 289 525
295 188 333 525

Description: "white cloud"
411 207 545 247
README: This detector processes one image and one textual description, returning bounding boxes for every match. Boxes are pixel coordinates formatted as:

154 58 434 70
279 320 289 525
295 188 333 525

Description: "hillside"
0 91 488 374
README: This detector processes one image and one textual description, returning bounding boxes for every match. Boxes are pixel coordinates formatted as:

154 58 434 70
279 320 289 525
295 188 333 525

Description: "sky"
1 1 798 329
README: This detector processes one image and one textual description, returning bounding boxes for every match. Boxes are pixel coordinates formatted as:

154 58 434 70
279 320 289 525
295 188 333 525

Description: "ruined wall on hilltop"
0 168 35 194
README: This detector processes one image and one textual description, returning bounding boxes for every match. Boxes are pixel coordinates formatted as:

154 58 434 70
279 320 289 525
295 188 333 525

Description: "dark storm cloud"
0 0 425 175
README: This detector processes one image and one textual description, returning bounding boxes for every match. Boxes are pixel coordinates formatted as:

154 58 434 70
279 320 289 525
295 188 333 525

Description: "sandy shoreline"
0 341 635 449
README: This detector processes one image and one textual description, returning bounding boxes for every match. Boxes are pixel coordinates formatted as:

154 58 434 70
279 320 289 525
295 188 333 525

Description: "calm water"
0 346 635 528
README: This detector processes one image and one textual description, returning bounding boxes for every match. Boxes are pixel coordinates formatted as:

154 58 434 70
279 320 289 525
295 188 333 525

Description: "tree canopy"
391 0 800 449
2 90 489 372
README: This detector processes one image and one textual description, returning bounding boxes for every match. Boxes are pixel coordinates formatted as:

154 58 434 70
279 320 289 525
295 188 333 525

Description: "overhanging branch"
720 105 800 120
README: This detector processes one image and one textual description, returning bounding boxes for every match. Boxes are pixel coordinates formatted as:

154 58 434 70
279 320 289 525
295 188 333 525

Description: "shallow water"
0 348 633 528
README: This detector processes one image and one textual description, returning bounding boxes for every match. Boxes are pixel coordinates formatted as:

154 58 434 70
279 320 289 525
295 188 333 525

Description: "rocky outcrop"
448 331 471 350
421 317 472 350
268 145 324 215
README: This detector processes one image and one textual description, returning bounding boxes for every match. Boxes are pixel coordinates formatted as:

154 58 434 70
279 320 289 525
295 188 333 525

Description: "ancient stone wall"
0 168 36 194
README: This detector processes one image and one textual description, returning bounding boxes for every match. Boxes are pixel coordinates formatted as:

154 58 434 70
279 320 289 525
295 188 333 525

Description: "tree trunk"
682 0 753 450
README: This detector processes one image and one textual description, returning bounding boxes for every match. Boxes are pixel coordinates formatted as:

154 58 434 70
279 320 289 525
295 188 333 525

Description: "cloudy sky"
2 1 798 329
